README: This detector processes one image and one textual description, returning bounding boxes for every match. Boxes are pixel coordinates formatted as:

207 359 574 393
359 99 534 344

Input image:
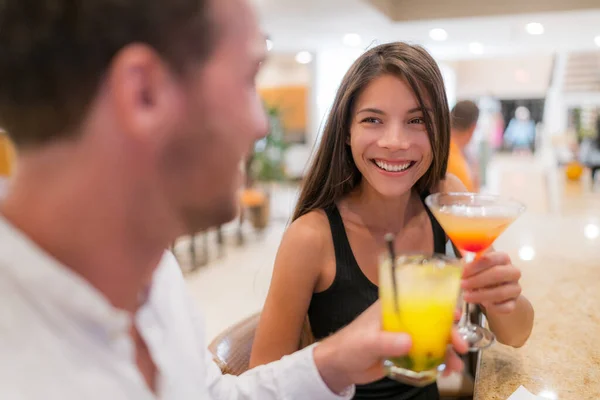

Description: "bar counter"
474 214 600 399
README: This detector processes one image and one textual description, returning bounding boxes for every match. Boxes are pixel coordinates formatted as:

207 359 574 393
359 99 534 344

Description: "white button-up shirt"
0 216 354 400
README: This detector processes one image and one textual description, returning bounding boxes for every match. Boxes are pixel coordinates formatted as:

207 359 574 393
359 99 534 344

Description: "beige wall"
453 55 554 100
257 54 311 88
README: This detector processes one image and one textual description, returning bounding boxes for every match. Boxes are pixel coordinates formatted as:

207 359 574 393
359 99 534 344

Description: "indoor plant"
245 104 288 230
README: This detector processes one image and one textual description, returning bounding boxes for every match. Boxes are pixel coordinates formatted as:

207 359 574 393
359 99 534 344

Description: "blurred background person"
503 106 536 155
448 100 480 191
578 115 600 183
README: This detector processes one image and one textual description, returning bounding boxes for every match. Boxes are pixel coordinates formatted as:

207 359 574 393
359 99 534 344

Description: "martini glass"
424 192 525 351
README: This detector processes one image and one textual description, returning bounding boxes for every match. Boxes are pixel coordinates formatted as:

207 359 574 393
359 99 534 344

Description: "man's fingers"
373 331 412 358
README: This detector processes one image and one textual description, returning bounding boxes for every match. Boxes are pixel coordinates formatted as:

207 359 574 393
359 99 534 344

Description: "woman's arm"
249 211 331 367
482 296 534 348
437 174 534 348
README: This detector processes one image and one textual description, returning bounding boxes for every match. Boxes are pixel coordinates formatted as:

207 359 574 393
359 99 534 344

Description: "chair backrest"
208 313 314 376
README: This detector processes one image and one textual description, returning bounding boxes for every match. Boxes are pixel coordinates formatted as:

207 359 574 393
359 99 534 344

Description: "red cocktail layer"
448 233 497 254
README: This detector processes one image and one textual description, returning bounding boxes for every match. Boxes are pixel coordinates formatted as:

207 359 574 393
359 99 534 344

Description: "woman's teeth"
374 160 413 173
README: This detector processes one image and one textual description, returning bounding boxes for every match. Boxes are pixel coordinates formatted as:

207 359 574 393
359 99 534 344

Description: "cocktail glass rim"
379 252 463 269
424 191 527 216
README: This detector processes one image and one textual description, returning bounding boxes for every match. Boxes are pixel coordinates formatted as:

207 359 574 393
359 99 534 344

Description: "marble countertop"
474 211 600 399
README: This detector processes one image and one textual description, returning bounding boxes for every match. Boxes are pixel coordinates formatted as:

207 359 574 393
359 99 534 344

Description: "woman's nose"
378 125 410 150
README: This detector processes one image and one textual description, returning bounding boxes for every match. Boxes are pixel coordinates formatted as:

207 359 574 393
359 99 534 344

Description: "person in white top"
0 0 467 399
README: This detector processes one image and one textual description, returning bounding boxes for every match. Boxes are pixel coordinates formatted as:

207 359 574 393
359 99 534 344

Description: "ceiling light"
429 28 448 41
518 245 535 261
343 33 362 47
295 51 313 64
468 42 484 55
265 38 273 51
526 22 544 35
595 35 600 47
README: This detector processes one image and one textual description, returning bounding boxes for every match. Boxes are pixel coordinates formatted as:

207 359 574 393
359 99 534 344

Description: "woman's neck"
341 182 419 235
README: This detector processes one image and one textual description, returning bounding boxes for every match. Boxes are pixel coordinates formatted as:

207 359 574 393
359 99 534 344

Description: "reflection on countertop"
475 156 600 399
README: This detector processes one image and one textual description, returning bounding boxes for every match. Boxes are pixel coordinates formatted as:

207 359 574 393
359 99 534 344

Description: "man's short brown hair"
0 0 214 148
451 100 480 131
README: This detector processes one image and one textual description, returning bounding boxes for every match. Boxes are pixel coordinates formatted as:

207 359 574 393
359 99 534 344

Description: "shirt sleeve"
205 343 354 400
160 250 355 400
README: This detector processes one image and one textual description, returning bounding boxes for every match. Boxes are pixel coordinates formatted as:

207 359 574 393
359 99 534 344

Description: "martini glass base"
458 324 495 352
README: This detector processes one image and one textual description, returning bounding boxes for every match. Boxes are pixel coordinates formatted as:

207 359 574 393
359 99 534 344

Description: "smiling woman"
250 42 455 400
347 73 439 200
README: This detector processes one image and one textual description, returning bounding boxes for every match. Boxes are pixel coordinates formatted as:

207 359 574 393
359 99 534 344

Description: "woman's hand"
461 252 522 314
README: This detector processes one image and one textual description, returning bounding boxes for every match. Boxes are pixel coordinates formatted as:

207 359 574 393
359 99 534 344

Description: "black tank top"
307 191 447 400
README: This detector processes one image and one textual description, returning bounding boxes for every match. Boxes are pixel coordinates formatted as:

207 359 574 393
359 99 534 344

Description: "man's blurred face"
157 0 268 233
102 0 266 235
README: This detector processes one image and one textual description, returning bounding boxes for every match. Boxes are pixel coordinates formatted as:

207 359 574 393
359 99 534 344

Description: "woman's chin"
370 183 414 199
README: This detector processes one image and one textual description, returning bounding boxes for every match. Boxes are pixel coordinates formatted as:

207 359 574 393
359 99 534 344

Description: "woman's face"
349 74 433 198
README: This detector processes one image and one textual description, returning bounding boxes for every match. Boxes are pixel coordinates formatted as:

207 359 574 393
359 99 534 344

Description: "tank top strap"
324 205 369 282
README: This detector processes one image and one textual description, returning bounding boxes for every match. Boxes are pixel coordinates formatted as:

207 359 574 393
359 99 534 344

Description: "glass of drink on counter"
379 253 462 386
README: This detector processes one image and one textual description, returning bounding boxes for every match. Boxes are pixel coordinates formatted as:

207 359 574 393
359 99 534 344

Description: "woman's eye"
361 117 382 124
410 117 425 125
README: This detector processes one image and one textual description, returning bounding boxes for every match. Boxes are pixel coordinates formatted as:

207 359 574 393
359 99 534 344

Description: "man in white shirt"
0 0 466 398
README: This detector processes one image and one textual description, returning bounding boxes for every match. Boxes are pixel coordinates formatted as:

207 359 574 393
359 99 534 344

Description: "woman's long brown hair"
292 42 450 221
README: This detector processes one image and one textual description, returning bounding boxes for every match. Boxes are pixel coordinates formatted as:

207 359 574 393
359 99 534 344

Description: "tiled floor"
182 222 287 342
181 150 600 345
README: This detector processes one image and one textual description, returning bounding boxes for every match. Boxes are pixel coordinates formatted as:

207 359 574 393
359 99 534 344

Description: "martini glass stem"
458 251 478 341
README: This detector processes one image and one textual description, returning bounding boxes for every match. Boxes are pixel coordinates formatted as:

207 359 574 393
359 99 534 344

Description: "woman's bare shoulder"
280 209 332 261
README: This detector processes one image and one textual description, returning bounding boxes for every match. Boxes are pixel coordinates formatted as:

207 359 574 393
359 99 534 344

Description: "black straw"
384 233 399 313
